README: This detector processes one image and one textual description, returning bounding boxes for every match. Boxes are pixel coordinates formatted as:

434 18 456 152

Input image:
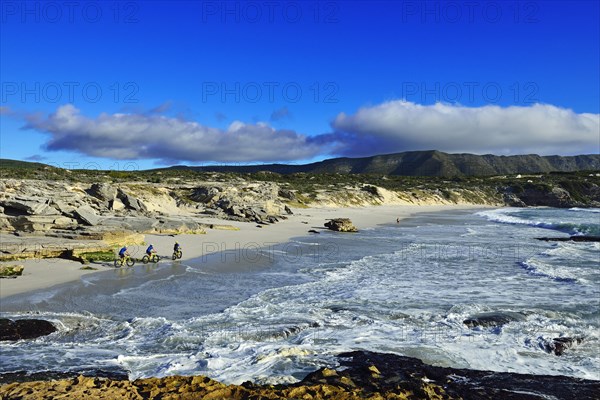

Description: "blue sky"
1 0 599 170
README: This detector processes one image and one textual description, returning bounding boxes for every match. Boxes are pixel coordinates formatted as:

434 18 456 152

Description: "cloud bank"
22 102 599 163
24 104 323 163
329 101 599 156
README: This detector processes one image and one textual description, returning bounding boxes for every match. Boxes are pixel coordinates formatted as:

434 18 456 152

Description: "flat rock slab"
74 205 101 226
0 234 112 261
1 198 54 216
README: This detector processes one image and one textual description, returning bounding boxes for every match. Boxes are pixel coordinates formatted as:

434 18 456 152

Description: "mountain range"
167 151 599 176
2 151 598 177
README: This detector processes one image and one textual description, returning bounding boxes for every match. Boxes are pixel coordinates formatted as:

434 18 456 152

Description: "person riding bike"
119 246 129 259
173 242 181 252
146 244 156 257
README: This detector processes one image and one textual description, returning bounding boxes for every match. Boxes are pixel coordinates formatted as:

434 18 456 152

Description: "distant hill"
0 159 54 169
2 151 599 177
167 151 600 176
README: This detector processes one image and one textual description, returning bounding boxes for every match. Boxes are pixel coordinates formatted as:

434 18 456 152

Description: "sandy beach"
0 204 484 299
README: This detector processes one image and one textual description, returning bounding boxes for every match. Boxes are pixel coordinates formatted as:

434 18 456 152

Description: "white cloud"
25 104 323 163
20 102 600 164
331 101 600 156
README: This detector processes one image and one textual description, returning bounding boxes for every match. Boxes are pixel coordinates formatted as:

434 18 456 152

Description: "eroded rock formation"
325 218 358 232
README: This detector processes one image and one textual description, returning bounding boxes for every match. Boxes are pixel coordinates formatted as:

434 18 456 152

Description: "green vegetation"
0 265 24 278
524 182 553 192
558 179 597 204
78 251 115 264
0 159 50 169
0 159 216 183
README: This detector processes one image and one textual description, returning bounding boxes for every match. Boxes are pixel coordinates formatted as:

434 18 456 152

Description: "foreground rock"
325 218 358 232
0 319 56 341
332 351 599 399
2 351 598 399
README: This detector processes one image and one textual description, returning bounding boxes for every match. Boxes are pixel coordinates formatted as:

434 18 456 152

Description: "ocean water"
1 207 599 384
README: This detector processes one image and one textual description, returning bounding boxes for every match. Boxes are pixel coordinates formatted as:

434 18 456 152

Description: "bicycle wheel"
114 259 122 268
172 252 177 260
142 255 149 264
126 258 135 267
152 255 159 263
177 251 182 259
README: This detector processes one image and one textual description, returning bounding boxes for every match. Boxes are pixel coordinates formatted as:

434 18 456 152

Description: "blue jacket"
146 245 154 253
119 247 127 256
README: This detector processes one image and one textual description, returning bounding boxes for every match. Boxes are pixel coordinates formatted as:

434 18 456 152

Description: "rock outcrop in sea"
0 319 57 341
324 218 358 232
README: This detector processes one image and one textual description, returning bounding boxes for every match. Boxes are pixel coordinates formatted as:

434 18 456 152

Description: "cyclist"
146 244 156 257
119 246 129 260
173 242 181 253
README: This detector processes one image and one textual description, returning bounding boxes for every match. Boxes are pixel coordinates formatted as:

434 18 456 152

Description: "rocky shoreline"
1 173 593 267
0 179 293 263
2 174 598 263
1 351 598 399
